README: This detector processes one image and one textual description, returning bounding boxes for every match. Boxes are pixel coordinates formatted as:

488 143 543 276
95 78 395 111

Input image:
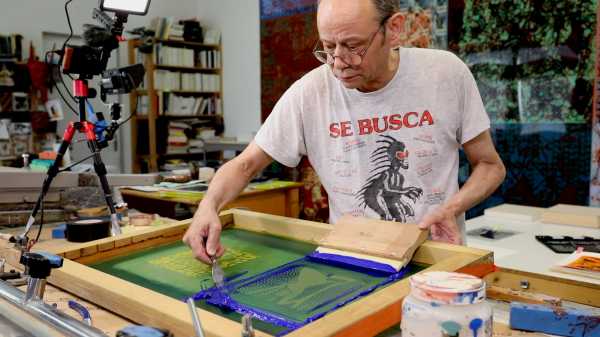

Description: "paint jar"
401 271 492 337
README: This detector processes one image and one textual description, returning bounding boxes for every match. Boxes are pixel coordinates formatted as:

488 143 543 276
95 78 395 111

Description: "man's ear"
386 12 406 47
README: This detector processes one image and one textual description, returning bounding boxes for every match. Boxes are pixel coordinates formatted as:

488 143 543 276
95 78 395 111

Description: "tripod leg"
82 123 122 236
90 148 122 236
18 124 76 246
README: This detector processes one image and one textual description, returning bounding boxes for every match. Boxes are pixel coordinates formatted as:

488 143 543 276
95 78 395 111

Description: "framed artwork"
45 99 64 121
11 92 29 111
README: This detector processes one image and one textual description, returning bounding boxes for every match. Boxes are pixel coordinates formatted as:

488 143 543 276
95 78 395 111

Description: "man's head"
316 0 405 92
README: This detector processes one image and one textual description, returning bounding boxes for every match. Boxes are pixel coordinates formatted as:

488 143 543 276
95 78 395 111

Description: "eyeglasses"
313 22 385 66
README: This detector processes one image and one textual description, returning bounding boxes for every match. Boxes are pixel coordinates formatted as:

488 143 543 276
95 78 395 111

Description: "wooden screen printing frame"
4 210 493 337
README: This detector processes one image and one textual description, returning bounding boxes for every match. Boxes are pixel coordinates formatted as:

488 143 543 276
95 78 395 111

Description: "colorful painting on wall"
260 0 320 122
450 0 597 215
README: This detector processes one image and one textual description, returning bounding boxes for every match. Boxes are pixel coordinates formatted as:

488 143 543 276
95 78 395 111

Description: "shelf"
129 36 223 173
159 151 206 158
161 114 221 119
154 65 220 73
167 90 221 96
135 90 220 96
155 39 220 49
0 156 16 161
136 114 221 120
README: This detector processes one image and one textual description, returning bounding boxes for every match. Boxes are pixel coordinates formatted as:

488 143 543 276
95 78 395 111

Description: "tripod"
14 77 122 251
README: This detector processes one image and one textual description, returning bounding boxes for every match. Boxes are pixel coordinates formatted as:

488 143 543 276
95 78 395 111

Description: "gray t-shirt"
255 47 490 233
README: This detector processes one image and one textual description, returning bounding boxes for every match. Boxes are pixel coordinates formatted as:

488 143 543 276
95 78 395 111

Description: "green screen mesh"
204 257 395 325
91 229 316 334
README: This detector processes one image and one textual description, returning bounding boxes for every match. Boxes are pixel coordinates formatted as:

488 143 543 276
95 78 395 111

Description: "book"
203 29 221 44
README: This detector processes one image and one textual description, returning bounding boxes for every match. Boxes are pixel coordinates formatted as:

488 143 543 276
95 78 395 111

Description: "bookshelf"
128 38 224 173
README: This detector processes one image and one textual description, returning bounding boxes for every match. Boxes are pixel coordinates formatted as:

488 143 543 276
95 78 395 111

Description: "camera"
100 64 145 96
62 0 151 88
62 45 104 77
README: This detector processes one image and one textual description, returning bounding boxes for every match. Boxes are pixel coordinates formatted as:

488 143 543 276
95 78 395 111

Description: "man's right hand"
183 204 225 264
182 142 274 264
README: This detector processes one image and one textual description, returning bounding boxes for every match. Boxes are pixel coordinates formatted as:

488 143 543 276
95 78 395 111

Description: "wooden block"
541 204 600 228
131 230 160 243
114 237 132 248
510 302 600 337
64 249 82 260
319 215 429 261
98 241 115 252
487 286 561 306
160 226 186 238
81 245 99 257
484 204 543 222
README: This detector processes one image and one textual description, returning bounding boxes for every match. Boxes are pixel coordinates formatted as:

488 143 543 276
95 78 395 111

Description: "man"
183 0 506 264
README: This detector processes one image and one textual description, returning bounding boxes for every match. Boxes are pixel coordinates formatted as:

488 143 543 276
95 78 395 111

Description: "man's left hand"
418 206 462 245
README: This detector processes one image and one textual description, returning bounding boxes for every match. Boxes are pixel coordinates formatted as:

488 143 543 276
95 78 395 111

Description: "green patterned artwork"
455 0 597 124
91 229 317 300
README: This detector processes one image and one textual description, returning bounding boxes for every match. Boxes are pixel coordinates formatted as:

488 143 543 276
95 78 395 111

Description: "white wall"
196 0 262 142
0 0 199 172
0 0 199 59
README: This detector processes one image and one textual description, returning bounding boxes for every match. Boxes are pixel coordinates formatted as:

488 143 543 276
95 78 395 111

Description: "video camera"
62 0 149 94
58 0 150 147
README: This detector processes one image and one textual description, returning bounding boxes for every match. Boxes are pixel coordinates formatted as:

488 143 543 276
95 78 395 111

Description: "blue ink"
441 321 461 337
469 318 483 337
457 291 478 304
431 301 440 307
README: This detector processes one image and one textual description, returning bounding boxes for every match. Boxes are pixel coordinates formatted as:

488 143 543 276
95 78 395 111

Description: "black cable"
59 71 77 103
48 49 77 104
61 0 74 55
118 113 133 126
34 198 43 244
44 50 78 115
61 0 75 82
59 75 77 103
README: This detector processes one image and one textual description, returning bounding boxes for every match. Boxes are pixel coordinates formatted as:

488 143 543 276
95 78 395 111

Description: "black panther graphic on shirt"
356 135 423 222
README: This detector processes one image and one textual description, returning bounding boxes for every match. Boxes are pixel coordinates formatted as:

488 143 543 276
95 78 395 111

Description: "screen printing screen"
91 229 422 335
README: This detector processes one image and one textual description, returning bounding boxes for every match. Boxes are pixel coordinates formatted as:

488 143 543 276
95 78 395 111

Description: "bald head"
318 0 399 27
317 0 379 32
315 0 403 92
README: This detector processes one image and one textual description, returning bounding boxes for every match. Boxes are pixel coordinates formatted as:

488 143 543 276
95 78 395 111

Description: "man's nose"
332 47 350 69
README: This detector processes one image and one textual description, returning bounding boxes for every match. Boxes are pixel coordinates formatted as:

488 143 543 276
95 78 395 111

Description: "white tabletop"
465 212 600 286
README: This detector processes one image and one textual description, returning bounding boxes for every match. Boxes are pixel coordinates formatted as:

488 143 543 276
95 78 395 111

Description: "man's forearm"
199 158 260 213
445 161 506 216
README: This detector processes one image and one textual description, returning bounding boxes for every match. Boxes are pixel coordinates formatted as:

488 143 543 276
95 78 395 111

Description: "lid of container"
409 271 486 305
